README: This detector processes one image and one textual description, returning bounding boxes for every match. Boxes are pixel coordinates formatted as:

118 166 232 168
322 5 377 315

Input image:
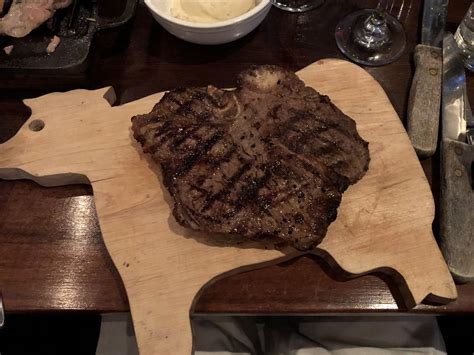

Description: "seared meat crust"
132 66 370 250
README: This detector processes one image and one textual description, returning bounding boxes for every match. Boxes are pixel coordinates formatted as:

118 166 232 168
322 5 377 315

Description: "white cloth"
96 314 139 355
193 316 446 355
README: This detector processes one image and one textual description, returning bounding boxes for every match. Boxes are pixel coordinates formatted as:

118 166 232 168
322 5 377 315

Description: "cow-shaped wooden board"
0 60 457 354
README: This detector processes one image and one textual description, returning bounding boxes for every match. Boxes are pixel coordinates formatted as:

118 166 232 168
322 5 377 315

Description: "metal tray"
0 0 137 70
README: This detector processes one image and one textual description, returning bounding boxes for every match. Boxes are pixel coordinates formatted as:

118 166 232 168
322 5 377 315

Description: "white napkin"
193 315 446 355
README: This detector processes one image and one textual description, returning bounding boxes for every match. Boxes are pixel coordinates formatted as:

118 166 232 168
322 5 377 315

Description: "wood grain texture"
194 254 474 314
0 0 453 314
0 59 456 354
0 180 129 313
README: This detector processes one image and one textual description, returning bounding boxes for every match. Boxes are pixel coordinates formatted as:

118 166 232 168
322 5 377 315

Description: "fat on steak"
131 66 370 250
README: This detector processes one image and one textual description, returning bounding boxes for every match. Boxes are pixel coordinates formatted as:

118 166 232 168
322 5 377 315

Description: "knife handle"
440 138 474 283
407 45 443 159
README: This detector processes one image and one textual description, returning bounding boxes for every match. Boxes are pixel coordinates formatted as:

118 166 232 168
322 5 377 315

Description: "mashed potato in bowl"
170 0 256 23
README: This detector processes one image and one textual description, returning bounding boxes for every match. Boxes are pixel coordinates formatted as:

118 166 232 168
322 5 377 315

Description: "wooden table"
0 0 473 315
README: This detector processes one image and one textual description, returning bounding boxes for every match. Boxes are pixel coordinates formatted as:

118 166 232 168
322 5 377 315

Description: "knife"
407 0 449 159
0 292 3 329
439 33 474 283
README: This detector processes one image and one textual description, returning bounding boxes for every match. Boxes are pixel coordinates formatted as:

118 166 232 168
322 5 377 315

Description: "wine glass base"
272 0 323 12
335 9 406 66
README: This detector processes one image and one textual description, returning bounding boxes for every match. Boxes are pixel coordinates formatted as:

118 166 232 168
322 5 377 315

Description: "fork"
377 0 413 23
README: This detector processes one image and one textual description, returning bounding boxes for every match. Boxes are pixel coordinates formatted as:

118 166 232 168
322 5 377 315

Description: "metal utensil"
466 88 474 145
0 292 4 329
440 33 474 283
407 0 449 159
465 95 474 145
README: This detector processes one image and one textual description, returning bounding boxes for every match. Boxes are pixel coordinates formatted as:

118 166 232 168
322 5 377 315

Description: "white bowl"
144 0 271 45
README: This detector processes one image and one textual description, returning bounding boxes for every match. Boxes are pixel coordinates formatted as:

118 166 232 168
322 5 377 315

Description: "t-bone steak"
131 66 370 250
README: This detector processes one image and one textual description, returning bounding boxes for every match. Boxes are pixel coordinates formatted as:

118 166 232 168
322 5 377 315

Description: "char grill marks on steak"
131 66 370 250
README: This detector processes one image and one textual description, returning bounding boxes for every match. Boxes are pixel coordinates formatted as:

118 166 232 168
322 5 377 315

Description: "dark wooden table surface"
1 0 473 315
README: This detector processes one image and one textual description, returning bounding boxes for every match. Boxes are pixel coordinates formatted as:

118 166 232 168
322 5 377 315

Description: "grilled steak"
132 66 370 250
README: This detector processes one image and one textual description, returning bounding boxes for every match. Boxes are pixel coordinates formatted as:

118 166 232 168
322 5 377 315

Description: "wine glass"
335 0 407 66
272 0 324 12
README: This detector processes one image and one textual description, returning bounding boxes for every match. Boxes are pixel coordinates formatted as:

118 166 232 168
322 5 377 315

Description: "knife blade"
439 33 474 283
407 0 449 159
421 0 449 47
0 292 3 329
466 93 474 145
443 34 470 142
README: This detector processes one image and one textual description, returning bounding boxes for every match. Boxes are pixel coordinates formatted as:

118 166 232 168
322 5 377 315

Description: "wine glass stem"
353 7 391 51
376 0 388 15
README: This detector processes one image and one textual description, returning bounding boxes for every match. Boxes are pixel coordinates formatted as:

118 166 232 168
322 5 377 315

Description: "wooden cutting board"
0 59 457 354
